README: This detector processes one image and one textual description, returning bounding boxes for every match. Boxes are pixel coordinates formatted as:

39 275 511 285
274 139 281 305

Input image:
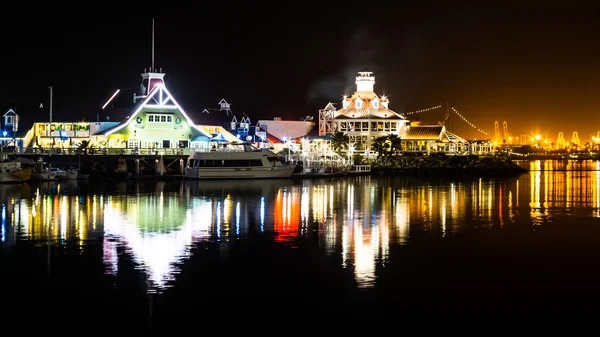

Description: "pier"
4 147 189 179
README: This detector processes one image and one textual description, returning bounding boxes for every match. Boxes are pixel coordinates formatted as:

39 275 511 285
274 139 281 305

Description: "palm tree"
331 131 349 156
387 133 402 155
78 140 91 155
371 136 389 158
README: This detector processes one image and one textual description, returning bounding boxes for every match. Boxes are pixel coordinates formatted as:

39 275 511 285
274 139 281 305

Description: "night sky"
3 5 600 141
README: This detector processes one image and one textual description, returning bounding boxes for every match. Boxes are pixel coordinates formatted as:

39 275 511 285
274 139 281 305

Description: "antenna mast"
151 18 155 71
49 86 53 123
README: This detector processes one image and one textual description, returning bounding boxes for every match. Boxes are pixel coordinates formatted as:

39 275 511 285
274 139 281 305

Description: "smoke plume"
305 26 386 105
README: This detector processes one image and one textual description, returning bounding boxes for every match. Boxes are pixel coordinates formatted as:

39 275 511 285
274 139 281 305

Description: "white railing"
1 147 198 156
351 164 371 172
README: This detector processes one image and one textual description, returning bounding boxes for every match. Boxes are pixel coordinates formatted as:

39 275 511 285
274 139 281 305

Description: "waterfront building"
1 108 22 147
318 71 409 157
318 71 480 156
25 69 214 153
99 69 213 151
402 125 470 154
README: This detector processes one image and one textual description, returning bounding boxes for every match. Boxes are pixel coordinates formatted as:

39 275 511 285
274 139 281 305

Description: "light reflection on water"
3 163 600 290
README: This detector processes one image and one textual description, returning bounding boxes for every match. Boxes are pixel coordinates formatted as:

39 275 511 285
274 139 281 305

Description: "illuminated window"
147 114 173 123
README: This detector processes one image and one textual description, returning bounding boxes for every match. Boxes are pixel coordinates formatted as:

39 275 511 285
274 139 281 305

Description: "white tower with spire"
134 18 166 103
355 71 375 92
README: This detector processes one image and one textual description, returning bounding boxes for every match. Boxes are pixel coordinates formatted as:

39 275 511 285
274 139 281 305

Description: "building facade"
319 72 410 156
26 69 214 153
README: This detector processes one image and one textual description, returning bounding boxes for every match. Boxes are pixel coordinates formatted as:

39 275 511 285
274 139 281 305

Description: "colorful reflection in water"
4 163 600 291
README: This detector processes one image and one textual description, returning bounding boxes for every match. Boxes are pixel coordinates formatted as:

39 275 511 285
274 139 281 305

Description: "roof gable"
404 126 444 140
104 83 211 138
3 108 17 117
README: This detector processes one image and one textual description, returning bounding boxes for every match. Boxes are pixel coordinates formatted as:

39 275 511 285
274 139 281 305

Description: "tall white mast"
49 86 53 123
151 18 155 71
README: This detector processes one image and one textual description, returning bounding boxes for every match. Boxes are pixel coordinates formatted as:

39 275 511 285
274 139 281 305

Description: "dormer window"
343 100 350 109
356 100 363 109
372 100 379 108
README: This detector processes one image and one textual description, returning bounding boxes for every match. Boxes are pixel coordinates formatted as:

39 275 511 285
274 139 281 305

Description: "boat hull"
185 166 295 179
30 172 57 181
0 168 32 183
55 170 79 180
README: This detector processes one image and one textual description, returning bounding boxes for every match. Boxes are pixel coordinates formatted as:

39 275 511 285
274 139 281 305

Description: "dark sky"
3 4 600 141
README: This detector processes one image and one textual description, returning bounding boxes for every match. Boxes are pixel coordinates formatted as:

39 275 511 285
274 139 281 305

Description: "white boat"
51 168 79 180
0 161 32 183
185 142 296 179
10 158 56 181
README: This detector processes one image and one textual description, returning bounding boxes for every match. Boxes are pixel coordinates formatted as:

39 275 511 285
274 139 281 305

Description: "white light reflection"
1 204 5 242
300 187 309 235
216 201 221 239
60 196 67 241
16 200 29 239
102 196 212 291
395 198 409 244
235 201 240 237
260 197 265 233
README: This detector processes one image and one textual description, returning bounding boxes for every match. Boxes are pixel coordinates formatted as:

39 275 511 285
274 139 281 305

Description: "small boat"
0 161 32 183
185 141 296 179
51 168 79 180
10 158 57 181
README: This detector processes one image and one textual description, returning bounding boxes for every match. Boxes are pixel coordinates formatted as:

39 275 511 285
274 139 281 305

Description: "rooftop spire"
152 18 155 71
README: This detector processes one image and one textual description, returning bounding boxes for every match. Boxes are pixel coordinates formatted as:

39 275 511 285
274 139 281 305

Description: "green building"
101 69 213 151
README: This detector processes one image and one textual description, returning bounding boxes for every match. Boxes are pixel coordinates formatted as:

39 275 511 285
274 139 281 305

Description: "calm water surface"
2 159 600 330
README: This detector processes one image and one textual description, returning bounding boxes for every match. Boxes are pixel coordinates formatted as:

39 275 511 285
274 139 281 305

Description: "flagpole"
49 86 53 123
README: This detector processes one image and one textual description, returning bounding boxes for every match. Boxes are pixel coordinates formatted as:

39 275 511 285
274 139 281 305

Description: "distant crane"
556 132 566 149
571 131 580 147
502 121 510 143
494 121 501 143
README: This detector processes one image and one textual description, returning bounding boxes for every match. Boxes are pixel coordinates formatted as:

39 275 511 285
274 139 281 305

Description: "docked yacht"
185 142 295 179
51 168 79 180
0 161 32 183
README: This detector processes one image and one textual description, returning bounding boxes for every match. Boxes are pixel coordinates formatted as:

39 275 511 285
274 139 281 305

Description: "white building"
319 71 410 155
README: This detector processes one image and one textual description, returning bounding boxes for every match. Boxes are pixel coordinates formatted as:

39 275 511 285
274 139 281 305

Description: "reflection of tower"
502 121 509 142
571 131 580 146
318 102 336 136
494 121 501 142
556 132 566 149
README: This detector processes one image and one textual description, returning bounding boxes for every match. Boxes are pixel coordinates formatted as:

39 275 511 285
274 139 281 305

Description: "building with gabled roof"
98 68 213 151
403 125 469 154
26 68 215 153
319 71 410 156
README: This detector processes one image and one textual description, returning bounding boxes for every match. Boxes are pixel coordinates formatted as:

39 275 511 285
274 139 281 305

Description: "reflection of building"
102 194 212 290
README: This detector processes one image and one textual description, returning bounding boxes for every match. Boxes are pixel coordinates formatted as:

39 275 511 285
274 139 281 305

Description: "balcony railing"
0 147 198 156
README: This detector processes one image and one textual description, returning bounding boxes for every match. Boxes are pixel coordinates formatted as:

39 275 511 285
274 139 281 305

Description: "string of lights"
450 107 488 136
404 105 442 116
402 104 488 136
